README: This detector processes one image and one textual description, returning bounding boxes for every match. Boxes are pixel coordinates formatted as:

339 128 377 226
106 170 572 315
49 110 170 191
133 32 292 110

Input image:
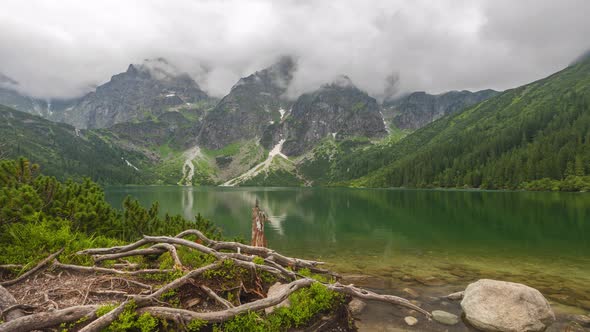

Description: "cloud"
0 0 588 99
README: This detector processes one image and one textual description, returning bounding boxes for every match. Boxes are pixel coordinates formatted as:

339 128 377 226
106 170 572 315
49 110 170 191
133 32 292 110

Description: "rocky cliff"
64 59 208 129
281 76 387 156
198 56 295 149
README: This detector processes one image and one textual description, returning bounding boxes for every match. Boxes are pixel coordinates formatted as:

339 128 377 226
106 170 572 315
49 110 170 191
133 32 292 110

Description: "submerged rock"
404 316 418 326
348 298 366 315
403 287 419 298
446 291 464 301
461 279 555 332
265 282 291 314
432 310 459 325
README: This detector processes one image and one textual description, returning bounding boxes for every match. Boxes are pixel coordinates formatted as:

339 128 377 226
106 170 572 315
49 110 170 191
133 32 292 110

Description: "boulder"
461 279 555 332
432 310 460 325
264 282 291 314
348 298 366 315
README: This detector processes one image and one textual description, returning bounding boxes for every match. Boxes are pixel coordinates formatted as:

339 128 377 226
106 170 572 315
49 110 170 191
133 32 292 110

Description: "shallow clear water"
104 186 590 313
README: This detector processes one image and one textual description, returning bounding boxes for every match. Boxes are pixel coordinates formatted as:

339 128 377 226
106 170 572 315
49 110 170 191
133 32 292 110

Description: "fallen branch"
1 249 64 287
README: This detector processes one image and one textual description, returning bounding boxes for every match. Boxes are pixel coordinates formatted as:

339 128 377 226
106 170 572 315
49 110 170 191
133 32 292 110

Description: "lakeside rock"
432 310 459 325
348 298 366 315
461 279 555 332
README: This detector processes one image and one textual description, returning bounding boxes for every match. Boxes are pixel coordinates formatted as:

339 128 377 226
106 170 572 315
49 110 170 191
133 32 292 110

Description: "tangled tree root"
0 229 430 331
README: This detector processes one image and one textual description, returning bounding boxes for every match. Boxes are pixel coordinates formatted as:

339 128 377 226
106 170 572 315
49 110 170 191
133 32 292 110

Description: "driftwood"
0 229 430 331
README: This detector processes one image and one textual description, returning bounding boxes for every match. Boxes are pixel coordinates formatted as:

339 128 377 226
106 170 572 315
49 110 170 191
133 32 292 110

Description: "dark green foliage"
0 105 153 184
0 158 221 265
332 57 590 191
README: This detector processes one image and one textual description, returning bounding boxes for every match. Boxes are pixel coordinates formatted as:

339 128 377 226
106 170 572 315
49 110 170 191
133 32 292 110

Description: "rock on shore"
461 279 555 332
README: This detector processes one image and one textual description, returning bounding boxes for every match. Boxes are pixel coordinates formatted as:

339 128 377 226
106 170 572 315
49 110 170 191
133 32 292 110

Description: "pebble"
404 316 418 326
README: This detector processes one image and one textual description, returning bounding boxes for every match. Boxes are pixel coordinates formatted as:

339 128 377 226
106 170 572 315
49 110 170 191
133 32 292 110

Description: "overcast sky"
1 0 588 100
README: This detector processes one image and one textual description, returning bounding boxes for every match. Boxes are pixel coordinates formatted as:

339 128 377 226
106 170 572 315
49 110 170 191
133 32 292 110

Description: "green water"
104 186 590 312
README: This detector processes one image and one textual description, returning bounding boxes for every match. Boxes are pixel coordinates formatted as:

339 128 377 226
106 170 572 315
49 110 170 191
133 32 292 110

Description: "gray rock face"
461 279 555 332
199 56 295 149
282 76 387 156
66 59 208 129
432 310 460 325
383 89 498 130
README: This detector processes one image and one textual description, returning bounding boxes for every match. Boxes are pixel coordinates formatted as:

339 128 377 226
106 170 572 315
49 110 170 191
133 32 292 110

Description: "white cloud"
0 0 588 99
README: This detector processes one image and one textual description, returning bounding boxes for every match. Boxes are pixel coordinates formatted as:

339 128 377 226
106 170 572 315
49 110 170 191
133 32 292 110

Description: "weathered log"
0 249 64 287
0 286 24 322
77 239 151 255
93 247 166 263
0 305 99 332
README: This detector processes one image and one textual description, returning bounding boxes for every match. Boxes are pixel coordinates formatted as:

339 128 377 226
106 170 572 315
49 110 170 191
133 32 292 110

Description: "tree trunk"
251 199 267 247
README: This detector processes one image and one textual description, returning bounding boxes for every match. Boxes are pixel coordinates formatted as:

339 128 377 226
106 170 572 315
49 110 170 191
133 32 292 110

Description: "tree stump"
251 199 268 247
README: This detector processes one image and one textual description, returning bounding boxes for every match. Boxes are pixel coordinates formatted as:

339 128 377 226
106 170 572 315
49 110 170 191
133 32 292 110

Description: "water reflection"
104 186 590 304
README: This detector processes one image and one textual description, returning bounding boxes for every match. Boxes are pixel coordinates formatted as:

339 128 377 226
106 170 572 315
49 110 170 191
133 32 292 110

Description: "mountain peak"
322 75 356 90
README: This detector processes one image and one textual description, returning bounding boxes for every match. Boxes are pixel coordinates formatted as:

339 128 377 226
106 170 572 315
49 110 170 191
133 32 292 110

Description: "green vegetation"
216 282 343 332
0 105 151 184
331 57 590 191
0 158 345 331
0 158 220 265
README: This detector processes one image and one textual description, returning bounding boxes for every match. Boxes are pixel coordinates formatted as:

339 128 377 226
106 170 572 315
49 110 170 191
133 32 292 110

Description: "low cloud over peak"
0 0 588 100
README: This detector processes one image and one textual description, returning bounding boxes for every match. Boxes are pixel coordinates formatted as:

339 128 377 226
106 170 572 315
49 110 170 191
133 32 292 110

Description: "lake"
104 186 590 326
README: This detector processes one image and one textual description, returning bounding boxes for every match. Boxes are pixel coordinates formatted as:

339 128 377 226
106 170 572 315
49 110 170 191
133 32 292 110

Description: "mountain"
64 59 209 129
331 56 590 191
198 56 295 149
281 76 388 156
0 104 152 184
0 74 77 119
382 89 498 130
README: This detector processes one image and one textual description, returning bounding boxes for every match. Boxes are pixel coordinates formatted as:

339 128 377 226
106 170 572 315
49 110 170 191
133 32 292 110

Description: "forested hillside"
333 57 590 191
0 105 152 184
